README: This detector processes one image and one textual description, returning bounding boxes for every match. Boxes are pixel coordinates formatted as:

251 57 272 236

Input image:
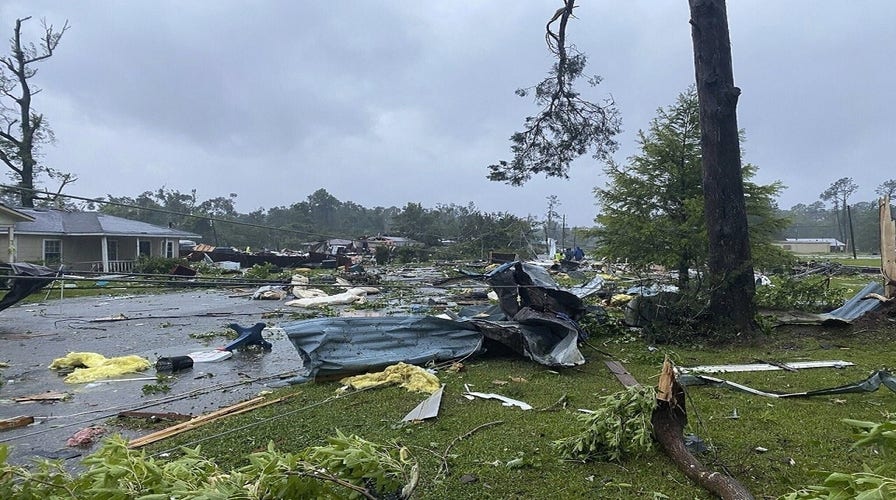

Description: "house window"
108 240 119 261
43 239 62 265
138 240 151 257
165 241 174 258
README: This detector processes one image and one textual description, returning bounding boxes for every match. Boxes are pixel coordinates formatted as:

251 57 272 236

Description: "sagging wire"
149 384 378 458
0 370 302 444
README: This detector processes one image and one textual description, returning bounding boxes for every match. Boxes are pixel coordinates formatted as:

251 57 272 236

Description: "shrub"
132 255 185 275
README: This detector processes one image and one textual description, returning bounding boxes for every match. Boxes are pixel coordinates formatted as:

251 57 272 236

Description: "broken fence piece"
462 386 532 410
403 385 445 421
0 416 34 431
677 360 853 374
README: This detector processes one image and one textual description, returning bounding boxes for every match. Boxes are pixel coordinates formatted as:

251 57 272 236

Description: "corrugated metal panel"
826 282 885 321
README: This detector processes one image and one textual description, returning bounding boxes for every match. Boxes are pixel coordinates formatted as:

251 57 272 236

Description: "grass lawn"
138 321 896 499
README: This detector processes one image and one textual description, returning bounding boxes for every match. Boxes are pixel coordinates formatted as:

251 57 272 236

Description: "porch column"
6 226 14 263
101 236 109 272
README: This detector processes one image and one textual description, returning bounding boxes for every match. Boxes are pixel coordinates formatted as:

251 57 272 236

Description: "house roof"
0 203 35 223
12 208 201 239
783 238 846 246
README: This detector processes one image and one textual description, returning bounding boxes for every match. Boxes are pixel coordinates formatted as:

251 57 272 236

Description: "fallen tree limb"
652 359 754 500
438 420 504 478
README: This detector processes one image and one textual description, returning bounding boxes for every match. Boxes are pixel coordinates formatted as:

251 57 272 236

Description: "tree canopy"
593 88 788 287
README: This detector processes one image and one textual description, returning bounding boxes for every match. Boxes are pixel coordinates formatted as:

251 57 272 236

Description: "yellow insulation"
49 352 151 383
340 362 440 394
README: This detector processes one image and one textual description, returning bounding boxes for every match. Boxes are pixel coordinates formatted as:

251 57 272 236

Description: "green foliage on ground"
756 275 850 312
553 385 656 462
783 419 896 498
0 431 416 499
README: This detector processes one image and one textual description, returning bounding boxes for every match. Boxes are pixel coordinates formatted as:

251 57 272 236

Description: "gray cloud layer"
2 1 893 226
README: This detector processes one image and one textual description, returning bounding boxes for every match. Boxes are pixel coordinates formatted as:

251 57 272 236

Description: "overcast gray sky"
2 1 893 227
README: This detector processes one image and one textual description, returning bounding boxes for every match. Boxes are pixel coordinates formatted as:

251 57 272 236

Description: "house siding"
14 235 184 270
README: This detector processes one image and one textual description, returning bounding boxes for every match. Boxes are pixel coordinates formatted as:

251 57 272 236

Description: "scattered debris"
340 362 440 394
66 426 106 447
155 356 194 373
251 285 288 300
285 287 369 308
223 322 272 351
402 385 445 422
0 263 59 312
605 360 641 388
49 352 151 383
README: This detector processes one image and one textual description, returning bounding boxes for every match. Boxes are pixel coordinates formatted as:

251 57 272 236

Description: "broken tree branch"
652 358 754 499
439 420 504 477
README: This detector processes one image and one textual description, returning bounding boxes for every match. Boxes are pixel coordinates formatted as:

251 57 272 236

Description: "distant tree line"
98 187 540 260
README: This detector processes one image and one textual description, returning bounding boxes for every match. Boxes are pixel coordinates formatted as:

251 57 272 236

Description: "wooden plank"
0 415 34 431
128 395 293 448
14 391 70 402
604 360 641 388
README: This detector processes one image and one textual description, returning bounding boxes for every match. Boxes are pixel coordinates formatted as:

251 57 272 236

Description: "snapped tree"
0 17 71 207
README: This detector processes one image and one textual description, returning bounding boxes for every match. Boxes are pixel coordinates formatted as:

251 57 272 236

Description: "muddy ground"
0 289 304 465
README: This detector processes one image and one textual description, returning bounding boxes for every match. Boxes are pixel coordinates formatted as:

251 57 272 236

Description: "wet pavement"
0 290 303 465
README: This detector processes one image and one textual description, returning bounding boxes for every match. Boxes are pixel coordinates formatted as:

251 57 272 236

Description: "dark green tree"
594 88 787 289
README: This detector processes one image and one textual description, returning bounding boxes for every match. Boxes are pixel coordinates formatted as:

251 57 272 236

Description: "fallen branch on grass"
652 358 754 500
439 420 504 477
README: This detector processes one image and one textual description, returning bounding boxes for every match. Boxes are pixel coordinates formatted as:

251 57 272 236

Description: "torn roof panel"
826 281 885 321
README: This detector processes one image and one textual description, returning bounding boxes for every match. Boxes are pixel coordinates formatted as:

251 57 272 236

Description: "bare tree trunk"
688 0 755 333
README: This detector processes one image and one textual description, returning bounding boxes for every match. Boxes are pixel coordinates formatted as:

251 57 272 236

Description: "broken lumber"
0 415 34 431
652 359 754 500
128 395 290 448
